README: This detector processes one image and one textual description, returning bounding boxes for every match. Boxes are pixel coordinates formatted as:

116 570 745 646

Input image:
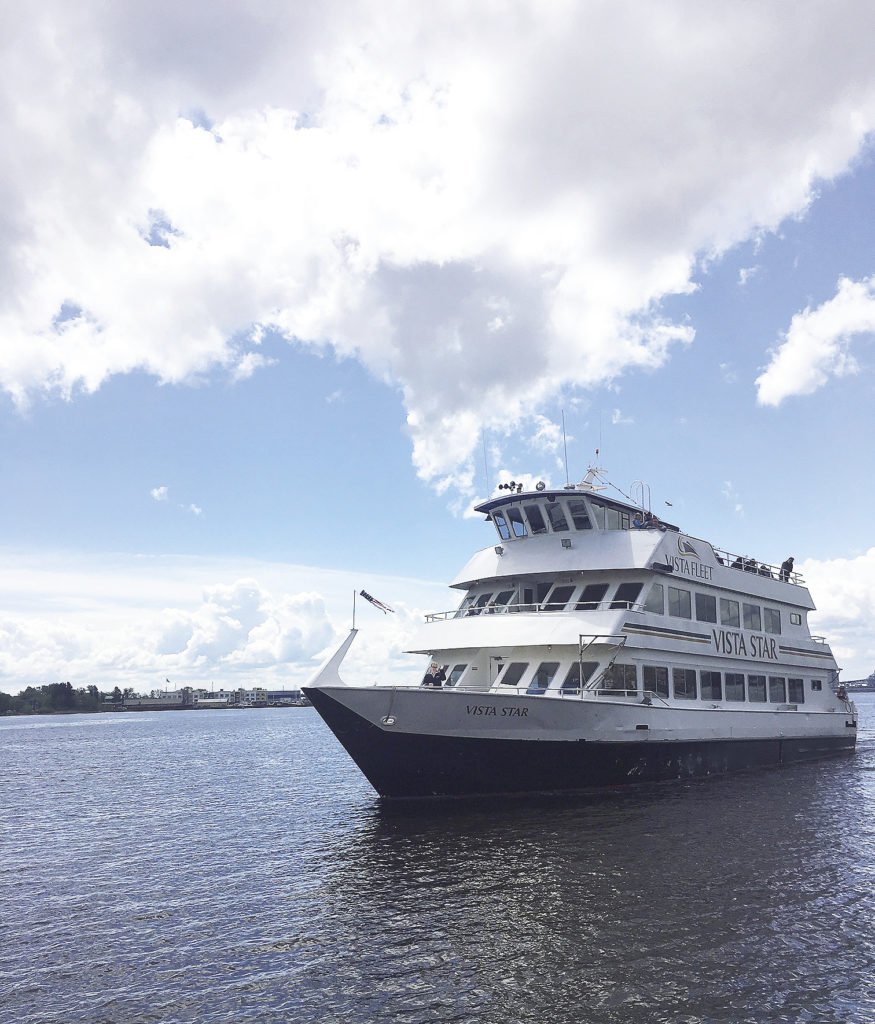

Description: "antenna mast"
562 410 569 486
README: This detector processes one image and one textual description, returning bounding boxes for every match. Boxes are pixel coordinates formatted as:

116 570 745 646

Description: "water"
2 697 875 1024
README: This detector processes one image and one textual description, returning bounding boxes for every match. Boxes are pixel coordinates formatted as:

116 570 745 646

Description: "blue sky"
2 1 875 692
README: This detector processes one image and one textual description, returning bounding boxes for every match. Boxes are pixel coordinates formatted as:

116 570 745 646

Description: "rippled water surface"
3 698 875 1024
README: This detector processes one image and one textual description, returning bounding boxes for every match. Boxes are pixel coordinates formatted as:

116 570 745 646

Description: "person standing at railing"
780 556 794 582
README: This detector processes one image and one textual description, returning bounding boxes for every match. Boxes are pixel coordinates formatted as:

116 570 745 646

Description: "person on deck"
780 556 794 582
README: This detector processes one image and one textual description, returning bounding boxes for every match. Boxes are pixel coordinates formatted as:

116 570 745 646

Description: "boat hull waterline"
304 685 856 800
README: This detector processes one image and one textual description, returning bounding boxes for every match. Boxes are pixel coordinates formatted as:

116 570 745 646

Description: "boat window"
523 503 548 535
700 670 722 700
768 676 787 703
811 680 822 692
668 586 692 619
535 582 552 605
567 498 592 530
763 608 781 634
743 603 762 631
455 596 475 618
507 507 527 538
695 593 717 623
496 662 528 687
542 584 575 612
611 582 643 609
748 674 767 702
725 672 745 701
672 667 697 700
492 511 511 541
528 661 560 694
576 583 609 610
606 507 621 530
488 590 515 612
468 593 494 615
589 502 605 529
643 583 664 614
643 665 669 698
446 664 468 687
561 661 598 693
790 612 802 625
601 664 637 694
788 678 805 703
720 598 740 628
545 501 569 532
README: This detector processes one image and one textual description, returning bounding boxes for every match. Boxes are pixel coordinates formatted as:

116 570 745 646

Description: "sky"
2 0 875 694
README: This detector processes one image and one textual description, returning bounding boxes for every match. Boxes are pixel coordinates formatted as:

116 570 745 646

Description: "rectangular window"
643 583 664 614
497 662 528 686
619 511 631 530
523 504 548 534
668 586 692 619
566 498 592 530
695 593 717 623
643 665 669 698
545 501 569 532
720 598 740 628
763 608 782 634
790 612 802 625
507 507 527 538
576 583 609 610
811 680 822 692
700 670 722 700
606 507 621 530
725 672 745 701
743 603 762 631
611 582 643 609
788 678 805 703
673 668 697 700
601 664 637 693
468 592 494 615
589 502 605 529
561 661 598 693
528 661 560 694
542 585 575 612
489 590 514 611
446 664 467 687
748 674 767 702
769 676 787 703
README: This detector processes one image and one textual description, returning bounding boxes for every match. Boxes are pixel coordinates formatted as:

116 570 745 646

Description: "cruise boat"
304 468 857 799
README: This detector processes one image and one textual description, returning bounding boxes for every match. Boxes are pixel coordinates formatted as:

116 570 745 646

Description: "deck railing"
425 600 643 623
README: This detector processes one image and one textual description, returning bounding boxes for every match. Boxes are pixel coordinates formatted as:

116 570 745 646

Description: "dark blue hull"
303 688 857 800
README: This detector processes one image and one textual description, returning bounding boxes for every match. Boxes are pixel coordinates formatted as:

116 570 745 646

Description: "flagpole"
352 589 356 630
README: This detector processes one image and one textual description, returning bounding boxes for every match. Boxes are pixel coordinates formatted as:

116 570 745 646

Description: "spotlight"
561 538 572 549
494 545 504 555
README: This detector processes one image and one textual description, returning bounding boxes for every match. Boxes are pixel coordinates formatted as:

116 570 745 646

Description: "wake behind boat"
304 467 857 799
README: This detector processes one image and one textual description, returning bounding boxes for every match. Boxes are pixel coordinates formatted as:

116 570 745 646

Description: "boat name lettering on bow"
466 704 528 717
711 628 778 661
671 556 713 580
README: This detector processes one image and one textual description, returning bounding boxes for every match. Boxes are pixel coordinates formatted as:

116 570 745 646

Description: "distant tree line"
0 683 138 716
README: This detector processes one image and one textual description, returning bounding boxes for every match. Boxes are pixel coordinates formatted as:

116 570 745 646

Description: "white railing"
425 600 643 622
712 548 804 585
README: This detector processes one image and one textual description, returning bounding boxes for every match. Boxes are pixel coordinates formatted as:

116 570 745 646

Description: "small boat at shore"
304 467 857 799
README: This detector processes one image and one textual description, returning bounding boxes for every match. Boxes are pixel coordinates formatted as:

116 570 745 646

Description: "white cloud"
611 408 633 426
802 548 875 678
3 2 875 487
186 503 203 516
150 485 169 501
756 275 875 405
721 480 744 516
738 265 759 286
0 551 454 693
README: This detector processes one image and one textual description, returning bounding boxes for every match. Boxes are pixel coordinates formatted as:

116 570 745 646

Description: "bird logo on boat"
678 537 699 558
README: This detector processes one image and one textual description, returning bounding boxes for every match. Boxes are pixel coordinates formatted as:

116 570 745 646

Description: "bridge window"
523 503 548 534
507 507 527 538
788 678 805 703
748 674 767 702
743 603 762 631
810 680 822 692
695 593 717 623
567 498 592 530
790 612 802 625
545 501 569 532
725 673 745 701
720 598 740 628
601 664 637 693
488 591 514 611
673 668 697 700
528 662 560 694
764 608 782 634
643 665 669 698
576 583 609 610
643 583 664 614
446 664 468 687
492 511 511 540
768 676 787 703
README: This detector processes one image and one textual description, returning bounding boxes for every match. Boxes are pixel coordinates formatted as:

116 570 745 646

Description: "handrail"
425 600 645 622
712 548 804 585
